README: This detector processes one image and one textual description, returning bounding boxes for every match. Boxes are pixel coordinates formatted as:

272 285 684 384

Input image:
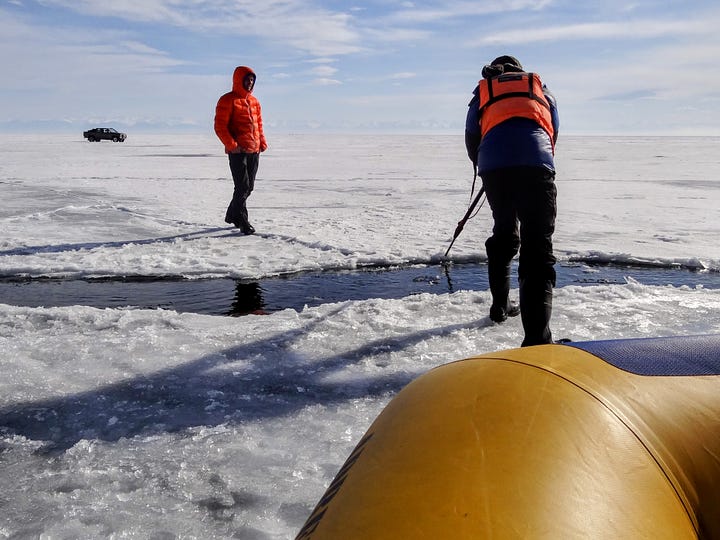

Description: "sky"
2 0 720 134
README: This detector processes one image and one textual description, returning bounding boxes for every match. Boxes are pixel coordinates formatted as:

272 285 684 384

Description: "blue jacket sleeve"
543 86 559 144
465 87 481 164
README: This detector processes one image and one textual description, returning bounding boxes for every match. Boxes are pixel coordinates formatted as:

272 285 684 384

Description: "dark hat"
481 55 524 79
490 55 522 69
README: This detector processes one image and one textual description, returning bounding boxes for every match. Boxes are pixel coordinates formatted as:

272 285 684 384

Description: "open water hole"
2 262 719 317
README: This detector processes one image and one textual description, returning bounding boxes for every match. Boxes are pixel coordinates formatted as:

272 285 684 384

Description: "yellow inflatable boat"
297 335 720 539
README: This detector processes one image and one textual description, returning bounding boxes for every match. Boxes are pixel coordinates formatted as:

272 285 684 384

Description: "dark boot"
240 222 255 235
519 277 553 346
238 210 254 235
488 261 519 323
224 202 235 225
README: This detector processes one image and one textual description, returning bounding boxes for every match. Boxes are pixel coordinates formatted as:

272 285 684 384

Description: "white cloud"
118 40 172 57
364 27 431 43
310 65 338 77
305 58 339 65
471 16 719 46
385 0 553 24
312 78 342 86
549 36 720 103
37 0 183 24
389 72 416 80
37 0 364 57
0 8 216 124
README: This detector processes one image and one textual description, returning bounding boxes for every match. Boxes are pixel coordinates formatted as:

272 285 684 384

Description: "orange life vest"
478 72 554 145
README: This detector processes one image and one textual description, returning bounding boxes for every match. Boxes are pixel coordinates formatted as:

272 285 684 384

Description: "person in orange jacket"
214 66 268 235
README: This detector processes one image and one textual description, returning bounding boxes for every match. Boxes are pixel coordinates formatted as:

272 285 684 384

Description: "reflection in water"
441 264 455 293
228 281 267 316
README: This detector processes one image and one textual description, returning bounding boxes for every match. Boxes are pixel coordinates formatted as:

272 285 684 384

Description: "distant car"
83 127 127 142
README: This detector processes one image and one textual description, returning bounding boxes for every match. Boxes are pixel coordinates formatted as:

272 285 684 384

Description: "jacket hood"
232 66 256 96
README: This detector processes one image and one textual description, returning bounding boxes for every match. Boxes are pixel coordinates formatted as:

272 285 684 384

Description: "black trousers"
225 152 259 228
481 166 557 345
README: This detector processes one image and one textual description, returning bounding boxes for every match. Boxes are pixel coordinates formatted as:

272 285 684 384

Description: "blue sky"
2 0 720 134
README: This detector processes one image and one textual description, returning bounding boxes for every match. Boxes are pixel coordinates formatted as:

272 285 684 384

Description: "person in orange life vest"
214 66 268 235
465 55 559 346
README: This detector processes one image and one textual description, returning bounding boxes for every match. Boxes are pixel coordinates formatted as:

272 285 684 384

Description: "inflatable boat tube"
297 335 720 539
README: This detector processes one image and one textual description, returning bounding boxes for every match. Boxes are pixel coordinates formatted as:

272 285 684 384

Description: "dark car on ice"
83 127 127 142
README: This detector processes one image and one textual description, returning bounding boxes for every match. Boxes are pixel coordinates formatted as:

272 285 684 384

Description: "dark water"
2 263 719 317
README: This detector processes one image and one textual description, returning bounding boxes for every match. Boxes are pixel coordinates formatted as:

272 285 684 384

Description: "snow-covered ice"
1 133 719 538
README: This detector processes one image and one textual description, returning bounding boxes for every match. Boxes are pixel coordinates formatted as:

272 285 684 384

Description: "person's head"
490 55 522 70
481 55 523 79
243 73 256 92
232 66 257 95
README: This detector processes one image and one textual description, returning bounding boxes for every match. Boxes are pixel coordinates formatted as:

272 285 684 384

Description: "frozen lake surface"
2 133 720 538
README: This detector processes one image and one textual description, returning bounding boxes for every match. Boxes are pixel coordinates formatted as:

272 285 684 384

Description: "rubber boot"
519 277 553 346
488 261 519 323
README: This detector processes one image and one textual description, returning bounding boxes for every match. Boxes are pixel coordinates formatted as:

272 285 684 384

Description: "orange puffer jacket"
214 66 268 154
